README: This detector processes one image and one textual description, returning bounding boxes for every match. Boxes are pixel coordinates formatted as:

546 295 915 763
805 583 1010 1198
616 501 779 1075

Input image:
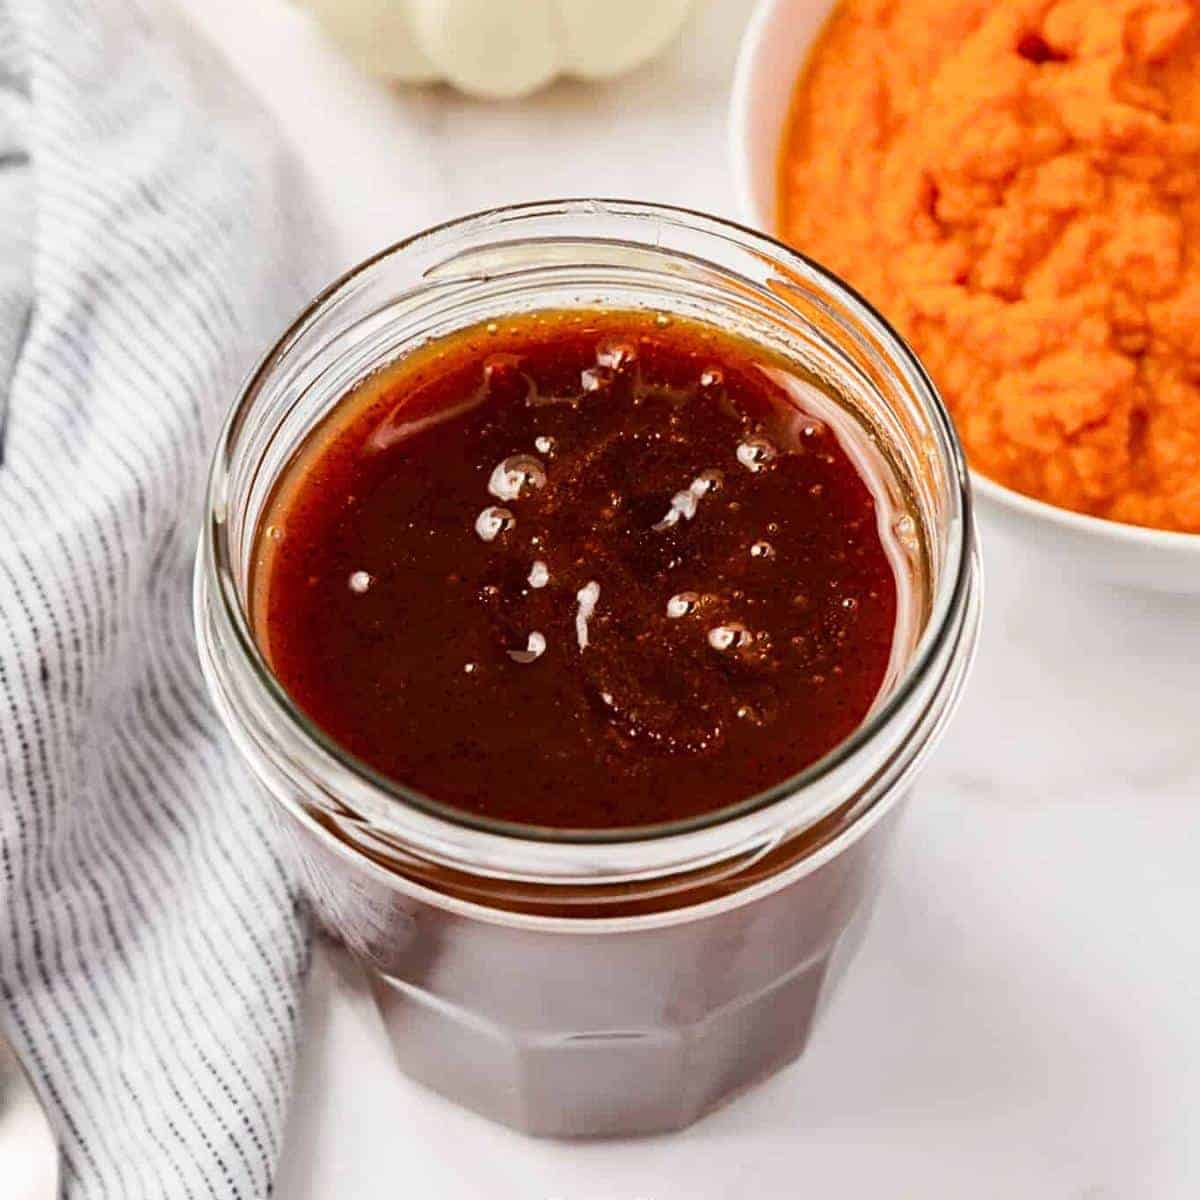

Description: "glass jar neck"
198 200 979 898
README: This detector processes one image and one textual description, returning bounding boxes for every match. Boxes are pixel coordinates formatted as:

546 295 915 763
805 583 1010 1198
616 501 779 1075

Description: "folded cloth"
0 0 332 1194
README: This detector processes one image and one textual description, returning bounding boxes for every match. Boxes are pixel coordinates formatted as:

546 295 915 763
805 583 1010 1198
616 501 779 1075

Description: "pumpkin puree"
781 0 1200 531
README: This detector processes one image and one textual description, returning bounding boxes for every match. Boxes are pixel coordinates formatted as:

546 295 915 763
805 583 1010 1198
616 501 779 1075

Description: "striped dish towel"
0 0 333 1195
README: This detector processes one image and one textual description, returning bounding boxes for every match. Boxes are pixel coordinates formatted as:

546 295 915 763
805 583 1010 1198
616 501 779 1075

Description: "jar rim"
200 198 975 866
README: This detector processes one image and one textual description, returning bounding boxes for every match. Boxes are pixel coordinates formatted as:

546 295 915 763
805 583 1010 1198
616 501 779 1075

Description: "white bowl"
729 0 1200 593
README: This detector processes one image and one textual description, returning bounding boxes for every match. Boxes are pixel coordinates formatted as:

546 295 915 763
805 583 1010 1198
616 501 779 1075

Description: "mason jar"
195 200 981 1137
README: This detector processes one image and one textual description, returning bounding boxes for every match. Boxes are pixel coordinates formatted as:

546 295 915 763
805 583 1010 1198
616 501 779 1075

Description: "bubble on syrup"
599 490 624 521
840 595 859 613
575 581 600 650
581 367 607 393
801 419 827 439
464 662 478 674
596 342 637 371
654 488 697 531
481 353 538 406
486 322 499 335
534 435 555 456
507 631 546 664
667 592 699 619
708 623 752 653
348 570 373 594
266 524 283 541
749 540 774 560
699 368 723 390
736 436 776 473
653 470 722 531
475 506 515 542
528 560 549 589
483 354 518 382
654 312 671 328
488 454 547 502
894 513 920 552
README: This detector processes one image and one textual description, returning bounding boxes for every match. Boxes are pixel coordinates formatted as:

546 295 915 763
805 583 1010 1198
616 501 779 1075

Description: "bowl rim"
970 473 1200 551
728 0 1200 555
728 0 800 233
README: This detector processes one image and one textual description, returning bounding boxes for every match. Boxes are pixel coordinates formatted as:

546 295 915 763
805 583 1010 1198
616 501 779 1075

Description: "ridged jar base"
283 796 899 1138
368 933 839 1137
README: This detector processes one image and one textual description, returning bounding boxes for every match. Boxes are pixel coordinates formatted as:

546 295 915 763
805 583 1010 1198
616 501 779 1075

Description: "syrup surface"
253 310 910 829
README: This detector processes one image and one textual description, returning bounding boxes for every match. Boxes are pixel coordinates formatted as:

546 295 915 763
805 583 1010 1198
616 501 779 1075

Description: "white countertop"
185 3 1200 1195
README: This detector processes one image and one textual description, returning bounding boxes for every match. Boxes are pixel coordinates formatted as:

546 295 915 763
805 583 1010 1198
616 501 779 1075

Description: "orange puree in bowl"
780 0 1200 531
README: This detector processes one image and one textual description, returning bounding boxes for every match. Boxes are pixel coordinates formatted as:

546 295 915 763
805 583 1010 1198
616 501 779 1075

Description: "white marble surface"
183 2 1200 1195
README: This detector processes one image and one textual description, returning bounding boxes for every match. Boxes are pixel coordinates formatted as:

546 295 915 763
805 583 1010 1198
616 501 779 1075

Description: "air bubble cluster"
653 469 724 531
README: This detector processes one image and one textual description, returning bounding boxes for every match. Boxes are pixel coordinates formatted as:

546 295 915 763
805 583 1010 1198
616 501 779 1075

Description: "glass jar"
195 200 981 1137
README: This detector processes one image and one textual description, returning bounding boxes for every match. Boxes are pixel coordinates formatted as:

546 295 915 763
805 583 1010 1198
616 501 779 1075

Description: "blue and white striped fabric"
0 0 332 1194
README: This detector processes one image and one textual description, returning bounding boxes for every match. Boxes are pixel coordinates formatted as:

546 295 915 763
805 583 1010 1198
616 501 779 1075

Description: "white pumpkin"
299 0 696 99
